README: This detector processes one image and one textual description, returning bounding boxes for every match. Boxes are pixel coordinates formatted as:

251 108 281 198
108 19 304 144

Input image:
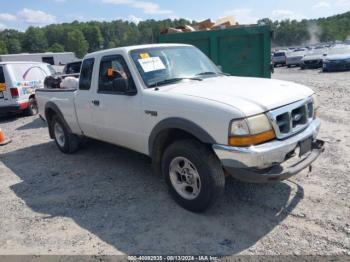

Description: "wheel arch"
45 102 72 139
148 118 216 176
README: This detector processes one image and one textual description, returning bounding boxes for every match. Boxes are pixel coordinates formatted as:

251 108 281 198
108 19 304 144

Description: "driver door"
90 54 144 153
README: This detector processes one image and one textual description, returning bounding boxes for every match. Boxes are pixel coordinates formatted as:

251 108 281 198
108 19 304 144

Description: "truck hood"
161 76 314 116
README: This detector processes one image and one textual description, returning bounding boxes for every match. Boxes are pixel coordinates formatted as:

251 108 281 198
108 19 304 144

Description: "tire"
162 139 225 212
51 115 79 154
24 97 38 116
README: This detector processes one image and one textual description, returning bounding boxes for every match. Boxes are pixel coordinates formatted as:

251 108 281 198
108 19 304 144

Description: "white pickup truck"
37 44 325 212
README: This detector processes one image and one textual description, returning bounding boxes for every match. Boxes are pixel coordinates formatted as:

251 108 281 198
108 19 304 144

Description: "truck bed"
36 88 82 135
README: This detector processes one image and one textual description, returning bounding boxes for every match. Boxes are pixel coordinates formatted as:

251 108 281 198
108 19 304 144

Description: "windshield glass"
327 46 350 55
274 52 286 57
130 46 221 87
308 48 327 55
289 51 305 56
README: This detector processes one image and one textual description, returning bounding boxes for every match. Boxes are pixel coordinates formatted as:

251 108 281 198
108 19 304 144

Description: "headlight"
312 94 320 118
229 114 275 147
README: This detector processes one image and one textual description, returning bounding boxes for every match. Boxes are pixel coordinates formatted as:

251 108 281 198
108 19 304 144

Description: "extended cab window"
98 55 135 94
79 58 94 90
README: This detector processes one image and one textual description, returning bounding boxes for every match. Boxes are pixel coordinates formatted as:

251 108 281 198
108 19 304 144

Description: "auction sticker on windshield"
138 57 166 73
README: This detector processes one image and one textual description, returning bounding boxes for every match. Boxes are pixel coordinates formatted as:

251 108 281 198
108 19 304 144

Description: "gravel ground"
0 67 349 256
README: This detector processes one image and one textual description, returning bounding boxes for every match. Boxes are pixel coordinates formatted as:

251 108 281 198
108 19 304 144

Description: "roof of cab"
84 43 193 59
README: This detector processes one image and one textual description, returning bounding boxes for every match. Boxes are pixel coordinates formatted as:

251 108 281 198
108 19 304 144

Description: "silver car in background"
272 50 288 67
301 47 328 69
286 48 307 67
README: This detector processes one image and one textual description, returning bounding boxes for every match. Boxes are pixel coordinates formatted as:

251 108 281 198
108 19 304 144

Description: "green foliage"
22 27 48 52
66 29 89 58
0 40 8 54
83 25 103 51
260 12 350 46
6 38 21 54
48 43 65 52
0 12 349 56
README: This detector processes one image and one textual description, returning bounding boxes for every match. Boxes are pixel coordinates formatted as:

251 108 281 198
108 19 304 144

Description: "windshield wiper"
196 71 230 76
148 77 202 88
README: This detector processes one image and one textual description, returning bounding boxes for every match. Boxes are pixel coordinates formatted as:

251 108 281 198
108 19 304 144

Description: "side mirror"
217 65 223 71
112 78 136 95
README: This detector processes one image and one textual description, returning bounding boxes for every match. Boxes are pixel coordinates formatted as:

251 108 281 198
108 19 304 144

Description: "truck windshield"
130 46 221 88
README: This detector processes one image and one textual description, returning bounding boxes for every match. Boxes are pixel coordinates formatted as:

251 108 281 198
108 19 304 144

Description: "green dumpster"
159 25 272 78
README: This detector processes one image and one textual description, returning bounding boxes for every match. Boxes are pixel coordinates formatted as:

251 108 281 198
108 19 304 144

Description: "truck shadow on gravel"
2 140 304 255
15 117 47 130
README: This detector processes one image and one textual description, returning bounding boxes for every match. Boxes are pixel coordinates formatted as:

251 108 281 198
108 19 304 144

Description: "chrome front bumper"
213 119 325 183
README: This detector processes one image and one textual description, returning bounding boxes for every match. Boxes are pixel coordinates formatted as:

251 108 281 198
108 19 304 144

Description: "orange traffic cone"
0 128 11 146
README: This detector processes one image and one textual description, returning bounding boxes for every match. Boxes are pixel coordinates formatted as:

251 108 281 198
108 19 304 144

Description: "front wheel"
162 140 225 212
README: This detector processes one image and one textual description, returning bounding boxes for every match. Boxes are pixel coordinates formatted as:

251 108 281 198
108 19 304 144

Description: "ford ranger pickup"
36 44 325 212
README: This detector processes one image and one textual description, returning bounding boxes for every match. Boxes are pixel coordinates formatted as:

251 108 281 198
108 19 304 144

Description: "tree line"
0 11 349 58
259 11 350 46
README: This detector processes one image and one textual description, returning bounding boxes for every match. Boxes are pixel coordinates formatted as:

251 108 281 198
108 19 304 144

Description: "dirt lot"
0 67 349 256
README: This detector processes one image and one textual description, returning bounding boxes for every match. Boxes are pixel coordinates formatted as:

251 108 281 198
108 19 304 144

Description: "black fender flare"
148 117 216 157
45 102 72 138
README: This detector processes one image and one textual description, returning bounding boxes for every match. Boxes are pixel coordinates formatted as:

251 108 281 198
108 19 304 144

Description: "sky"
0 0 350 31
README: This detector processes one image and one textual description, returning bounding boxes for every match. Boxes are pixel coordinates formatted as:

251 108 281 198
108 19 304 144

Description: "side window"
98 55 135 94
0 67 5 83
42 57 55 65
79 58 95 90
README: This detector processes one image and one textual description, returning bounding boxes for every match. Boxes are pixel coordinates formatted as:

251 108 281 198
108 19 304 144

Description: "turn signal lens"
229 130 276 147
312 94 320 118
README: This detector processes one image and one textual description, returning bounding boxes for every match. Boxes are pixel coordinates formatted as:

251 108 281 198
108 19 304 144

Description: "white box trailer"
0 52 78 66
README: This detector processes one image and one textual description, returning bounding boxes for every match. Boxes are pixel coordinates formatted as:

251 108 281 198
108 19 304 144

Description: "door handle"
92 100 100 106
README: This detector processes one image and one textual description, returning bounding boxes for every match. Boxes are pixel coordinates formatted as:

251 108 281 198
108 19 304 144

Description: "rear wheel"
24 97 38 116
162 140 225 212
51 115 79 154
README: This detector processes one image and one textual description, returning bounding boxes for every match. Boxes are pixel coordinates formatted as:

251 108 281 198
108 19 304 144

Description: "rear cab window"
79 58 94 90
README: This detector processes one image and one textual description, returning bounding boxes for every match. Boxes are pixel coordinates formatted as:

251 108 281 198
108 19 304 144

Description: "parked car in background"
272 50 288 67
44 60 82 90
301 48 328 69
286 48 307 67
323 45 350 72
37 44 324 212
0 62 54 116
62 60 82 75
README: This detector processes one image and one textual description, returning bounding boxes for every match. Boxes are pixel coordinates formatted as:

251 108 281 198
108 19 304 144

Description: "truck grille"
268 98 314 139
